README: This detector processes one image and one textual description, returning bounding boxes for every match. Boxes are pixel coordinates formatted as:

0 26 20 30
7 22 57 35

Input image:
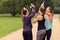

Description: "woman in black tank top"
38 15 45 30
34 3 46 40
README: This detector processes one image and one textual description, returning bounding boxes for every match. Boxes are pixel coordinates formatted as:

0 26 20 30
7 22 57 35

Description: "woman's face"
46 7 51 13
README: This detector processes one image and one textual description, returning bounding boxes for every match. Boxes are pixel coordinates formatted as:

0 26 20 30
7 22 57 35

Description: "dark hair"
49 7 54 16
21 9 27 20
49 7 53 13
46 7 54 16
40 8 45 15
23 10 27 15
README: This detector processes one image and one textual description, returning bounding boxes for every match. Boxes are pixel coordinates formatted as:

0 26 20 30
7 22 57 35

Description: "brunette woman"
43 7 53 40
21 3 36 40
34 6 46 40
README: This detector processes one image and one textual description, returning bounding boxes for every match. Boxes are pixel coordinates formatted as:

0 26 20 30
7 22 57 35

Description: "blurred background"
0 0 60 16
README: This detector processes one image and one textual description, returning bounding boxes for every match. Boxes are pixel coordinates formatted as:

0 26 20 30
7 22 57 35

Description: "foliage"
0 0 60 16
0 14 22 38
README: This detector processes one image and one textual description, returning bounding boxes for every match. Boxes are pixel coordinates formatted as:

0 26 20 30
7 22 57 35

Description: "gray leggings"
37 29 46 40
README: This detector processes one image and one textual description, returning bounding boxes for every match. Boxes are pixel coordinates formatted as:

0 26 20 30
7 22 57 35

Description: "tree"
0 0 1 1
0 0 55 16
1 0 19 16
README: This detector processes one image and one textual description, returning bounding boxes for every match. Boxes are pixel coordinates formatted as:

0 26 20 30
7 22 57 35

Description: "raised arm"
34 14 43 23
29 10 36 18
34 17 38 23
45 13 53 22
48 13 53 22
40 2 45 9
21 7 28 20
29 5 36 18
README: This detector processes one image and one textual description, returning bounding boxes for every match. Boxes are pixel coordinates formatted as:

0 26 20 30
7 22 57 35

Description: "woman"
21 4 36 40
43 7 53 40
34 6 46 40
34 2 46 40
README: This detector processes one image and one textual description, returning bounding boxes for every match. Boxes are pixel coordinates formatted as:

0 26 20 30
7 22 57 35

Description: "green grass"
0 14 23 38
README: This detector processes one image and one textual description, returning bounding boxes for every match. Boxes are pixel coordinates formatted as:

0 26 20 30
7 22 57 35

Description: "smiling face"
46 7 51 13
45 7 52 14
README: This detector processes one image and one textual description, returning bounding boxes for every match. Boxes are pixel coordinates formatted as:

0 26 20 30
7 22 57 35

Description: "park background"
0 0 60 40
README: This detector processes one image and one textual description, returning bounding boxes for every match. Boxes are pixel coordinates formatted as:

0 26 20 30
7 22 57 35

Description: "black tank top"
38 15 45 30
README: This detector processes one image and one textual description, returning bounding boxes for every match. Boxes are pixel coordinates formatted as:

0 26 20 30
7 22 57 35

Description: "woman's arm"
48 15 53 22
34 17 38 23
40 2 45 9
38 15 43 21
34 14 43 23
47 13 53 22
29 7 36 18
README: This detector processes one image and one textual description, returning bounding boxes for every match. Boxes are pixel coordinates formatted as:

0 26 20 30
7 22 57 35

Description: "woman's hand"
38 15 43 21
48 14 53 22
46 13 53 22
31 3 35 8
40 2 45 9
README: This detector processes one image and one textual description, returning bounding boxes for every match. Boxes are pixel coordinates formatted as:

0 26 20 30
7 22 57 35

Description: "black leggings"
43 29 52 40
23 30 32 40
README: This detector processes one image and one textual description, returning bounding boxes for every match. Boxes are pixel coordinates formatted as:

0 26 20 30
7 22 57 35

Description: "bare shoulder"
37 15 43 21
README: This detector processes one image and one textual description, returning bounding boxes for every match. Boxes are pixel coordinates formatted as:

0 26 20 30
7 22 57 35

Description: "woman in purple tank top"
21 3 36 40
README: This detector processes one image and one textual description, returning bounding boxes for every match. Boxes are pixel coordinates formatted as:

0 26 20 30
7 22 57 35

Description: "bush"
0 0 55 16
54 7 60 14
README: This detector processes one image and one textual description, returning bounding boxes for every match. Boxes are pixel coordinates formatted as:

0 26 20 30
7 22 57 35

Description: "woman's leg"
46 29 52 40
23 31 27 40
43 32 46 40
27 30 33 40
36 29 46 40
23 30 33 40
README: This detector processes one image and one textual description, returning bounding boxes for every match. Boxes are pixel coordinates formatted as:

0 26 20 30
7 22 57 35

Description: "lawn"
0 14 23 38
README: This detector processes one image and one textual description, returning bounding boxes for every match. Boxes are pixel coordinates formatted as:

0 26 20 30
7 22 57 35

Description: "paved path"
0 14 60 40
